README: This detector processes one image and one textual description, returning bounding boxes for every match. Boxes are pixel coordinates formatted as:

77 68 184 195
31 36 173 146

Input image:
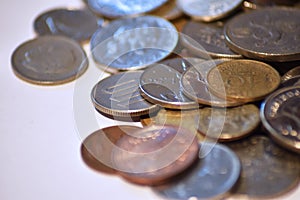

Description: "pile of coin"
11 0 300 199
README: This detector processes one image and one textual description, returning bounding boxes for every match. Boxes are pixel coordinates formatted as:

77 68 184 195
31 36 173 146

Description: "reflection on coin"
227 135 300 198
111 125 199 185
261 86 300 154
87 0 167 18
181 59 243 107
197 104 260 142
207 59 280 102
225 7 300 62
149 0 182 20
81 125 142 174
279 76 300 89
181 20 242 59
154 142 241 199
90 16 178 73
11 35 88 85
139 58 200 109
177 0 243 22
34 8 100 43
281 66 300 82
91 71 160 121
243 0 299 10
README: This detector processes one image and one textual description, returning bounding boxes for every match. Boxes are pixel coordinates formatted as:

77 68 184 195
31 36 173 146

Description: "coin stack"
11 0 300 199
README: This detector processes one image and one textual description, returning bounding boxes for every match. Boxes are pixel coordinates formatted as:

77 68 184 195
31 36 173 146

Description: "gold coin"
207 59 280 102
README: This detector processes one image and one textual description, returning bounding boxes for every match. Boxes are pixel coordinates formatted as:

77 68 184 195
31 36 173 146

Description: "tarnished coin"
34 8 100 43
81 125 142 174
111 125 199 185
181 59 244 107
149 0 183 20
281 66 300 82
225 7 300 62
207 59 281 102
197 104 260 142
181 20 242 59
154 142 241 199
227 135 300 198
91 71 160 121
139 58 200 109
11 35 88 85
260 86 300 154
90 16 178 73
177 0 243 22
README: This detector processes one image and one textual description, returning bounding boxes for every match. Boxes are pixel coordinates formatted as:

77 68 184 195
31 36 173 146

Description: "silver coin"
91 71 160 121
11 35 88 85
34 8 100 43
281 65 300 82
139 58 201 109
87 0 167 18
90 16 178 73
153 142 241 200
177 0 243 22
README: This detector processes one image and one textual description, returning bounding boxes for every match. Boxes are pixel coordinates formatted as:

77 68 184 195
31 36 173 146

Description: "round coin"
281 66 300 82
197 104 260 142
260 86 300 154
153 142 241 199
111 125 199 185
149 0 183 20
177 0 243 22
224 7 300 62
279 76 300 89
90 16 178 73
11 35 88 85
207 59 281 102
91 71 160 121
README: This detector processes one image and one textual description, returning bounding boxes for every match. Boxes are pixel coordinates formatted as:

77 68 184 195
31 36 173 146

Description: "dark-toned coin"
281 66 300 82
225 7 300 62
154 142 241 199
149 0 183 20
91 71 160 121
90 16 178 73
111 125 199 185
81 125 142 174
11 35 88 85
227 135 300 198
279 76 300 89
243 0 299 10
261 86 300 154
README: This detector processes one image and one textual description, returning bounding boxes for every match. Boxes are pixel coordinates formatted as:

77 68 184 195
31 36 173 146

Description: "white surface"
0 0 299 200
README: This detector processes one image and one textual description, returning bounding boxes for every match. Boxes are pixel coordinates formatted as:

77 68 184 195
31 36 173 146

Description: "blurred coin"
225 7 300 62
91 71 160 121
11 35 88 85
227 135 300 198
261 86 300 154
90 16 178 73
87 0 167 18
149 0 182 20
281 66 300 82
243 0 299 10
177 0 243 22
279 76 300 89
207 59 280 103
111 125 199 185
172 16 189 32
154 142 241 199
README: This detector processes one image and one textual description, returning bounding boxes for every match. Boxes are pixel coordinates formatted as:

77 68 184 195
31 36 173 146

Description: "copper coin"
281 66 300 82
81 125 142 174
197 104 260 142
149 0 183 20
207 59 281 102
227 135 300 198
243 0 299 10
261 86 300 154
111 125 199 185
225 7 300 62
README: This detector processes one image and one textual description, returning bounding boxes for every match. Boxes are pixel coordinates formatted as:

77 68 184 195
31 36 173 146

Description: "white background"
0 0 299 199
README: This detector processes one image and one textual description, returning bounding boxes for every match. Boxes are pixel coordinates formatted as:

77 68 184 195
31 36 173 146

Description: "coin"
181 20 242 59
87 0 167 18
34 8 100 43
207 59 281 102
91 71 160 121
153 142 241 199
90 16 178 73
260 86 300 154
281 66 300 82
11 35 88 85
81 125 142 174
280 76 300 89
227 135 300 198
225 7 300 62
177 0 243 22
197 104 260 142
243 0 299 10
149 0 183 20
111 125 199 185
181 59 244 107
139 58 200 109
